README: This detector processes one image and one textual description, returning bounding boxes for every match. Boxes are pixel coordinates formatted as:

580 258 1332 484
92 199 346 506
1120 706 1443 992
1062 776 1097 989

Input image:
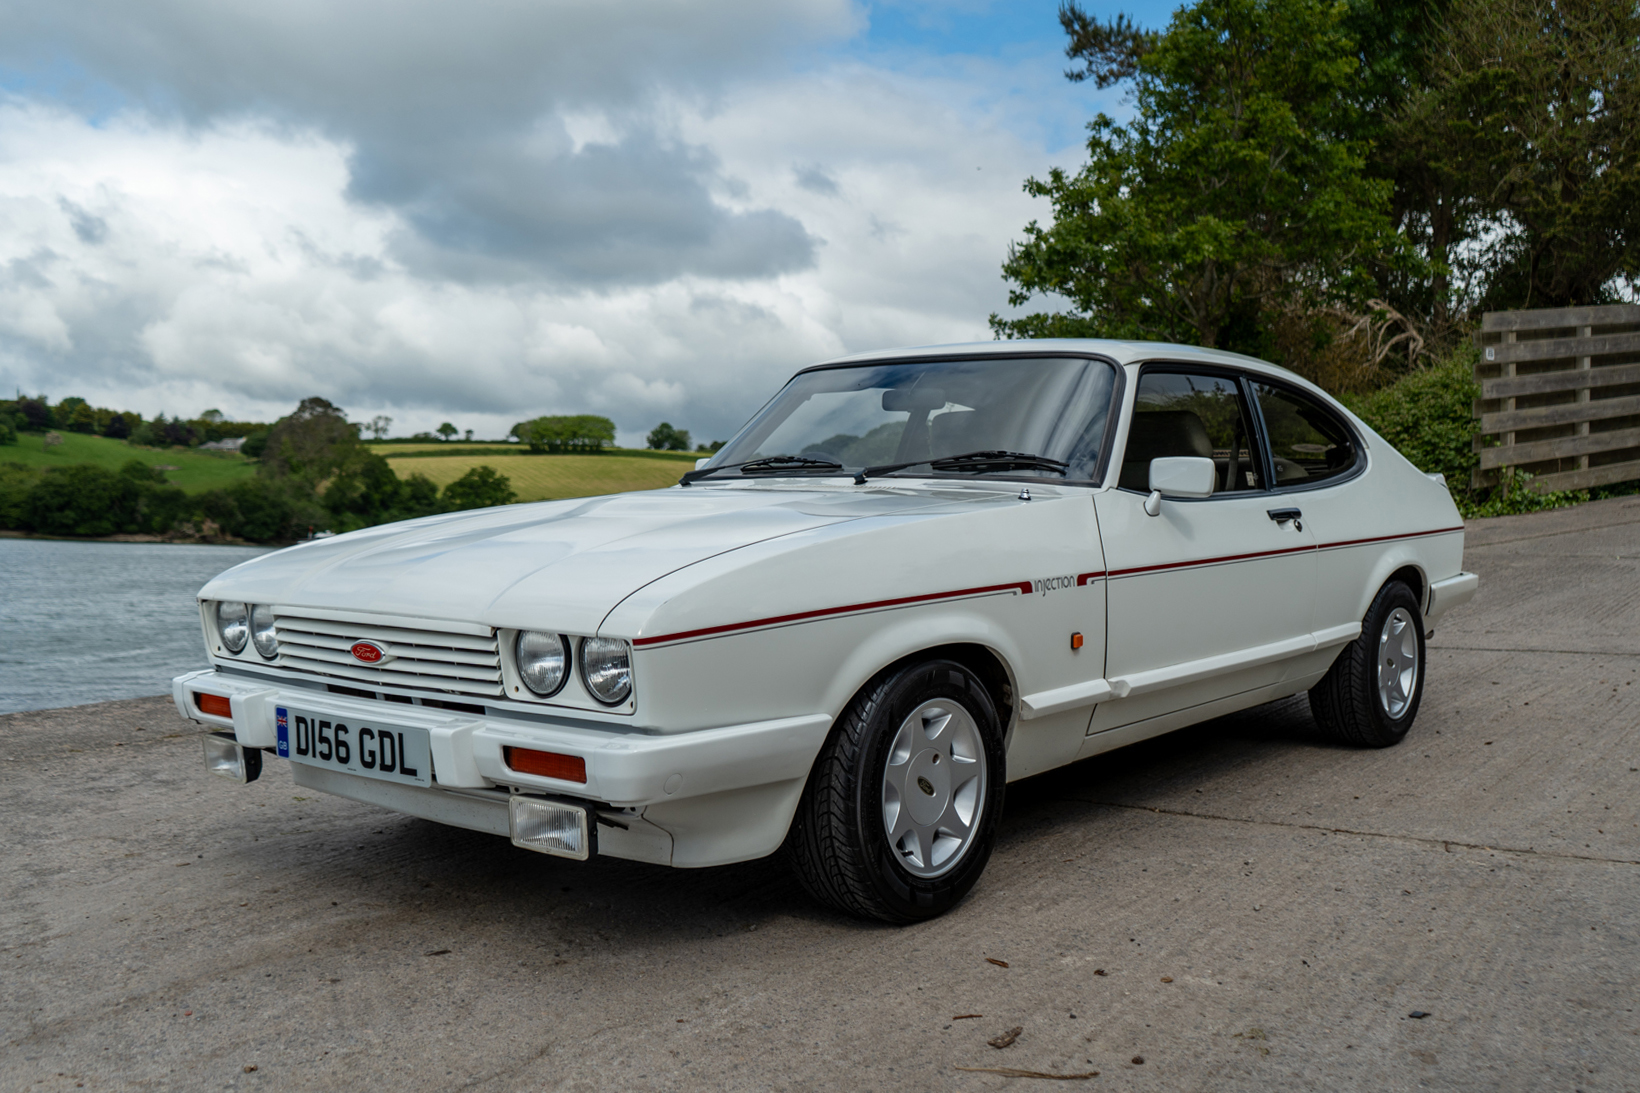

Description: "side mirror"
1144 456 1216 516
694 457 711 470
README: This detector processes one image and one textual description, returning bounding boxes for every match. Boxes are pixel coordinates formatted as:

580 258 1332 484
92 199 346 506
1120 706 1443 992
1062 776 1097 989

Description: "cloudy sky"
0 0 1173 445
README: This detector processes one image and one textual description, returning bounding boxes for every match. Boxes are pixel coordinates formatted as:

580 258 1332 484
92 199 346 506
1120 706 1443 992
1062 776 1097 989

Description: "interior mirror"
882 386 946 413
1145 456 1216 515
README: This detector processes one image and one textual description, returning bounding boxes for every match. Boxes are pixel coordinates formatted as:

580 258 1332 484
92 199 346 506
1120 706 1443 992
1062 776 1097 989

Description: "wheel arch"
875 642 1016 738
1387 564 1426 610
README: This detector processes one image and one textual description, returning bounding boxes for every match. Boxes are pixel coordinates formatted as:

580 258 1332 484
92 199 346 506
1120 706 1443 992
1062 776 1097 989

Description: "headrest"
1124 410 1213 461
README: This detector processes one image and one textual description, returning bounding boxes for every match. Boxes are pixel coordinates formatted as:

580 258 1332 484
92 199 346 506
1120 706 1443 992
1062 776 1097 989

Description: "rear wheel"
1310 580 1425 748
785 658 1006 922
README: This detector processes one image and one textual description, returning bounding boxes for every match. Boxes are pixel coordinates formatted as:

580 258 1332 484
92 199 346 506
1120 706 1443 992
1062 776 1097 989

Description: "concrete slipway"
3 495 1637 1091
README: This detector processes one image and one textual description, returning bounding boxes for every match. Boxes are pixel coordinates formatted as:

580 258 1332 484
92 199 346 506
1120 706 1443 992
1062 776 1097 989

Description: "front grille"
274 613 503 698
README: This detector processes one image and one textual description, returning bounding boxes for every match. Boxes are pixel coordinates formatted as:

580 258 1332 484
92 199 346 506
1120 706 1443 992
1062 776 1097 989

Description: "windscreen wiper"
679 454 845 486
855 450 1069 483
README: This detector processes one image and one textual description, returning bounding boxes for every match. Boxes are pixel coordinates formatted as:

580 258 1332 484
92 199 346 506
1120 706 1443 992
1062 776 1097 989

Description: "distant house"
199 437 246 452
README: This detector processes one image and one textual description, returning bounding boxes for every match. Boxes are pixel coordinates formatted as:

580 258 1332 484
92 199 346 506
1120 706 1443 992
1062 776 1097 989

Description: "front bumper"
174 669 832 867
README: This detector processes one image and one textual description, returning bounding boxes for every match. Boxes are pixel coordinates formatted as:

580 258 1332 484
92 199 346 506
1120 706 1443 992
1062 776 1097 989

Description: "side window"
1253 383 1358 486
1120 371 1265 493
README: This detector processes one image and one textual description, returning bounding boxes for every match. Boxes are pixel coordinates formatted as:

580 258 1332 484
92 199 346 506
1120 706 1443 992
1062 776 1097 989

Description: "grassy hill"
379 449 699 503
1 432 256 493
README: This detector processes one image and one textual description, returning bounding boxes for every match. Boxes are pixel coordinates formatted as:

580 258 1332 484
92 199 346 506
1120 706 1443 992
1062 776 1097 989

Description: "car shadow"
336 692 1344 939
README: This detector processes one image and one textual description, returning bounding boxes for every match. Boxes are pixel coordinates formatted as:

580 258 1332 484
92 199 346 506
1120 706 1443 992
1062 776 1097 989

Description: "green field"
383 451 699 502
0 432 255 493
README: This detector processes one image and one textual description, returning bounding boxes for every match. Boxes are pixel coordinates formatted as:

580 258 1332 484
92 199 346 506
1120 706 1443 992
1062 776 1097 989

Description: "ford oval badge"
350 640 386 664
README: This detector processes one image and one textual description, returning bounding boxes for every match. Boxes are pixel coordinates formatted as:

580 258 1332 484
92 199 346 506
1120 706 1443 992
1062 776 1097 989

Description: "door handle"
1267 507 1303 531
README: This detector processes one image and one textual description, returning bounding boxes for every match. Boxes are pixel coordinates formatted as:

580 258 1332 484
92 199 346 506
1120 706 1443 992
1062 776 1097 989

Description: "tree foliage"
441 466 517 511
646 422 692 451
997 0 1407 357
1004 0 1640 382
1412 0 1640 309
510 414 616 453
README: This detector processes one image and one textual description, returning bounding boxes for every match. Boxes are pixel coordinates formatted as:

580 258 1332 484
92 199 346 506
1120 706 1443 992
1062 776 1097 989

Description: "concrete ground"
3 495 1637 1092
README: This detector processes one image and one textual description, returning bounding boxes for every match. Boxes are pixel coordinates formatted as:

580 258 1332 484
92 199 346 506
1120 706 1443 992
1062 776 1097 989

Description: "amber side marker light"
503 746 587 783
195 692 233 718
1070 632 1084 650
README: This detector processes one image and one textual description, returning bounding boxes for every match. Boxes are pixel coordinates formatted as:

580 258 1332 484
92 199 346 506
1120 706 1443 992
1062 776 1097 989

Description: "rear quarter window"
1253 382 1359 487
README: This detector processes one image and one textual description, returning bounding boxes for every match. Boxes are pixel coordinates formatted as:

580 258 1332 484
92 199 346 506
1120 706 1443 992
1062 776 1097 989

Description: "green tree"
58 398 97 434
259 398 359 480
1411 0 1640 309
647 422 692 451
999 0 1409 358
23 465 142 535
436 422 458 441
441 466 517 511
321 451 407 521
510 415 617 453
400 473 441 518
0 462 41 528
14 398 51 431
198 477 322 542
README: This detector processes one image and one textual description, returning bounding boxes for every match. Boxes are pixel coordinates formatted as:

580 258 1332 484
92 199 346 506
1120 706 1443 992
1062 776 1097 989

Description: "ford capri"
176 340 1478 921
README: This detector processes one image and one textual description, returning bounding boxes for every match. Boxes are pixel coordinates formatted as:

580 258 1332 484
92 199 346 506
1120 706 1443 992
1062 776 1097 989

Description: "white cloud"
0 2 1094 446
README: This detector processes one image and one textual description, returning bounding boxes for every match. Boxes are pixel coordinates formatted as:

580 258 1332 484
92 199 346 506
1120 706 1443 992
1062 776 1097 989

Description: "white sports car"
177 340 1478 921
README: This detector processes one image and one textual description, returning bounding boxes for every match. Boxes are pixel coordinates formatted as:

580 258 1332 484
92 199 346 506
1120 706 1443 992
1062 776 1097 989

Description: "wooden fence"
1474 303 1640 492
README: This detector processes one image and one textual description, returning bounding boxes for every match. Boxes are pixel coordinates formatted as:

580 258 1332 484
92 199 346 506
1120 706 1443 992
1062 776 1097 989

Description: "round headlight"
250 604 279 659
516 630 571 697
215 601 249 654
579 637 632 706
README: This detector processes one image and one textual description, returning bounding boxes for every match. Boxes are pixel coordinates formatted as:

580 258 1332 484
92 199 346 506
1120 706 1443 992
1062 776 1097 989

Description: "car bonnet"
198 486 974 635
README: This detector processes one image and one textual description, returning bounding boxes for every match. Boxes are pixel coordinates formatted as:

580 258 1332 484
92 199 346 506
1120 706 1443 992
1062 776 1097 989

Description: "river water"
0 539 272 715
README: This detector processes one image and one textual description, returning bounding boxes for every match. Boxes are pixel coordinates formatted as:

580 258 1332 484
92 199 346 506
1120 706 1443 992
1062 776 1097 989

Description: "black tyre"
785 658 1007 923
1310 580 1425 748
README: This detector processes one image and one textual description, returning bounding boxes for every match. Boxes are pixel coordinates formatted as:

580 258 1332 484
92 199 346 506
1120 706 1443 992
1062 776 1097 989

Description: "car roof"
809 338 1306 382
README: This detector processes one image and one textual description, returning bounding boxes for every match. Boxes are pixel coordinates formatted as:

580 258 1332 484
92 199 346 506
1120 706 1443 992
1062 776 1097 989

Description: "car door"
1090 366 1317 732
1246 377 1375 647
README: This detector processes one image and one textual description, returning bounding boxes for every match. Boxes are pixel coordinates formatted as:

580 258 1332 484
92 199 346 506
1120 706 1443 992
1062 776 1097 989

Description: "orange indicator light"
1070 632 1084 650
504 747 588 783
195 692 232 717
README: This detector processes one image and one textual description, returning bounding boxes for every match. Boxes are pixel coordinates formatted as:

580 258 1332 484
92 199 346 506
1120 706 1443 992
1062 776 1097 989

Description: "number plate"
276 706 432 788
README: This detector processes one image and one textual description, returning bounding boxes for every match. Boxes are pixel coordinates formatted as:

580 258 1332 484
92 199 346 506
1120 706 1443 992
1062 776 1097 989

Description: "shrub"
0 417 15 446
1345 343 1587 517
197 477 324 542
401 473 441 519
0 462 42 528
441 466 516 511
23 465 144 536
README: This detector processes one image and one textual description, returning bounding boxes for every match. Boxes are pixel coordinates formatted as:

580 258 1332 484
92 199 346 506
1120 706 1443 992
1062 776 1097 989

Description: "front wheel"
785 659 1007 923
1310 580 1426 748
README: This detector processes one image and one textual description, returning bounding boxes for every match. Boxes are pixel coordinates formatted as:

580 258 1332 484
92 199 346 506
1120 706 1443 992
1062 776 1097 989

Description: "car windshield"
705 356 1118 481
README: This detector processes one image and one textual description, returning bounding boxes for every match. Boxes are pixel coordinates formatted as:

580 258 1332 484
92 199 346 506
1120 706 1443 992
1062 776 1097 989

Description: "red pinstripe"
632 580 1034 647
629 527 1463 647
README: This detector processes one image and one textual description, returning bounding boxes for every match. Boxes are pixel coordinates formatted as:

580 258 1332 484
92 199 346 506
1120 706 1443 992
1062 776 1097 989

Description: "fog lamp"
508 796 593 860
203 732 262 784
